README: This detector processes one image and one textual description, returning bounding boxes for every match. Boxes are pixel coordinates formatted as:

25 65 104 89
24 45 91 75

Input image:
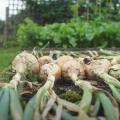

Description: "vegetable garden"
1 0 120 120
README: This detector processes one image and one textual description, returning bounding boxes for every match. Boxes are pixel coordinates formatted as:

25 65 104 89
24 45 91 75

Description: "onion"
61 59 85 81
38 56 54 70
56 55 73 68
83 59 120 103
85 59 111 79
11 51 39 89
40 63 61 81
111 56 120 65
12 51 39 74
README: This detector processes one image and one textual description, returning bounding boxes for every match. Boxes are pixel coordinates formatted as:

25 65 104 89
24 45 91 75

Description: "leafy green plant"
17 18 41 48
17 18 120 48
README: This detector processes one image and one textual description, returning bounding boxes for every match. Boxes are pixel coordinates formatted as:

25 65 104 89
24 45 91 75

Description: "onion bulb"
61 59 85 81
111 56 120 65
38 56 54 70
12 51 39 74
56 55 73 68
40 63 61 81
85 59 111 79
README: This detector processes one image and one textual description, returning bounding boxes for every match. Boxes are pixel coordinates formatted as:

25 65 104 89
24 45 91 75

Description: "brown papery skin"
12 51 39 74
85 59 111 79
112 56 120 65
38 56 54 70
56 55 73 68
40 63 61 81
61 59 85 80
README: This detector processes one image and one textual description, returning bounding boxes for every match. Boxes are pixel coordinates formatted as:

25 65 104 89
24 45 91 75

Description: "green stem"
34 76 55 119
96 72 120 88
73 80 93 113
98 92 116 120
109 84 120 103
91 94 100 117
79 85 92 112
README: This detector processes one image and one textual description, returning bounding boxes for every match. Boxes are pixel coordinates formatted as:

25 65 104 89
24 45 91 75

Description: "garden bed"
0 49 120 120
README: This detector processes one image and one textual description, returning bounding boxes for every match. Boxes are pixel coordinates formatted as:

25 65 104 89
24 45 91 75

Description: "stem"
98 92 117 120
10 72 21 89
71 73 78 82
34 75 55 112
91 94 100 117
52 104 76 120
33 79 54 120
95 72 120 88
74 0 80 18
109 84 120 103
70 72 93 113
79 83 92 113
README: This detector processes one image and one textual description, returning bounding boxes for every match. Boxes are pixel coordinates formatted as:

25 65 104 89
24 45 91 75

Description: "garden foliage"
17 18 120 48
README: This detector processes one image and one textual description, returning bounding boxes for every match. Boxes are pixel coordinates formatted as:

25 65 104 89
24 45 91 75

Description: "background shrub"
17 18 120 48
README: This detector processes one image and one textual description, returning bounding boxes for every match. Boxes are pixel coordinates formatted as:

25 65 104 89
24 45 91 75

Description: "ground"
0 47 20 73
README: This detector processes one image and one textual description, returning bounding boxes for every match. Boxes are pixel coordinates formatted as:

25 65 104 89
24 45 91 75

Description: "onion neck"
111 58 117 65
71 73 78 82
47 75 55 89
10 72 21 89
95 72 120 88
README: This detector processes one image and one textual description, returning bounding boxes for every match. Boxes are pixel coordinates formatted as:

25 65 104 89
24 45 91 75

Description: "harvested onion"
38 56 54 70
111 56 120 65
40 63 61 81
11 51 40 89
12 51 39 74
61 59 85 81
84 59 111 79
56 55 73 68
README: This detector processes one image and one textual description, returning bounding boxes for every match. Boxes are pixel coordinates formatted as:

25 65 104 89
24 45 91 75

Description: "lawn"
0 47 20 73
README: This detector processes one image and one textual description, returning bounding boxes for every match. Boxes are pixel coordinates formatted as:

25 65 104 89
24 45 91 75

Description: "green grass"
0 47 20 73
